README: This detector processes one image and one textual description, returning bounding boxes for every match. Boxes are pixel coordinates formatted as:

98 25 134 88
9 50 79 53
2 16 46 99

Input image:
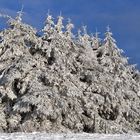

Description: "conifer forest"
0 10 140 134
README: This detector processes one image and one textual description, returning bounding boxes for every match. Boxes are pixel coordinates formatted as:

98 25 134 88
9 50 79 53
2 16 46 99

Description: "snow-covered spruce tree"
55 14 64 34
91 31 101 50
6 9 38 44
0 12 140 134
79 26 91 48
42 13 55 39
77 29 82 44
96 26 128 73
103 26 122 57
65 18 74 39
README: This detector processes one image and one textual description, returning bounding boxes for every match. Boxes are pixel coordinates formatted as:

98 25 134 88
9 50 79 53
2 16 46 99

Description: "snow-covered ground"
0 133 140 140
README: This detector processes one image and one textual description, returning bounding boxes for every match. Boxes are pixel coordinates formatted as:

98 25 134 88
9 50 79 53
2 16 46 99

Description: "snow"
0 133 140 140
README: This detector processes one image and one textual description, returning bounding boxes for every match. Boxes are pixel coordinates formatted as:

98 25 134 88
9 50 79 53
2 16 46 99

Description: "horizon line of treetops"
0 9 120 51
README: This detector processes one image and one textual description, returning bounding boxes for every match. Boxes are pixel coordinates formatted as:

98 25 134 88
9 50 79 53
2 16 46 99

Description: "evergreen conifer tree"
65 18 74 39
101 26 128 72
42 12 55 39
81 26 91 47
55 14 64 34
91 30 101 50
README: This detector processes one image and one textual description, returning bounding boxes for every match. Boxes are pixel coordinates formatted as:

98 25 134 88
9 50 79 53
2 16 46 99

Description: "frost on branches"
0 11 140 134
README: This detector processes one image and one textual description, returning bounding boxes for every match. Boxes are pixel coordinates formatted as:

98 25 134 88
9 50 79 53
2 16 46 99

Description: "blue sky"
0 0 140 68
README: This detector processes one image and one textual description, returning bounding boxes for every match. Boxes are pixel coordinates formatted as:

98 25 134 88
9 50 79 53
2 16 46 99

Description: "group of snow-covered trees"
41 13 127 64
0 10 140 134
0 10 120 52
0 10 132 102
